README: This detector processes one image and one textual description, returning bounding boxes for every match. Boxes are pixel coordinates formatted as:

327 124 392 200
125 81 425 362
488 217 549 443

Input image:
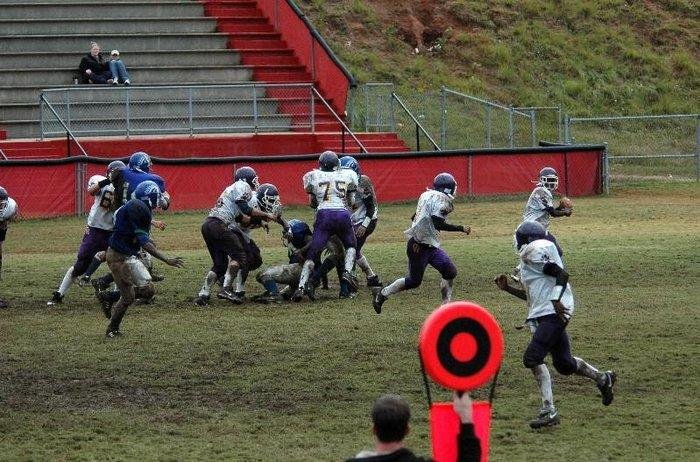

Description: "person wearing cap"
108 49 131 85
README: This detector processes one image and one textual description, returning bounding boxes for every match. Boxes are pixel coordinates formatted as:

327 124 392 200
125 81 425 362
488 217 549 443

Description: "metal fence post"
310 85 315 133
530 109 537 147
253 84 259 133
39 92 44 140
415 123 420 152
188 87 194 136
440 86 447 149
557 106 563 143
564 115 571 144
66 89 71 132
508 106 514 148
125 87 131 138
603 143 610 194
695 117 699 182
485 104 491 148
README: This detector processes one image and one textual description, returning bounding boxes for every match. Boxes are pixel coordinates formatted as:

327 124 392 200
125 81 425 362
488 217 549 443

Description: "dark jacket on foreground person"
78 52 110 84
346 422 481 462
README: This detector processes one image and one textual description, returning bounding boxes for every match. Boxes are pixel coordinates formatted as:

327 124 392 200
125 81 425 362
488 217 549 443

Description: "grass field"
0 183 698 461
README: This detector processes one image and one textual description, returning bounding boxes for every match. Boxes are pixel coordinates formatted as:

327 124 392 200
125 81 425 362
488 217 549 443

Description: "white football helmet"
539 167 558 191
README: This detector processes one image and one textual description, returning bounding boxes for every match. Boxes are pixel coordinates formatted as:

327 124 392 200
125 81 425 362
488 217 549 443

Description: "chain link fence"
40 84 321 138
565 114 699 185
348 83 563 150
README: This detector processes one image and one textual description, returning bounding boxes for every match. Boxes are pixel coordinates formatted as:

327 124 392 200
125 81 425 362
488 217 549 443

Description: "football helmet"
256 183 281 214
88 175 107 191
539 167 558 191
128 151 152 173
339 155 360 175
0 186 7 202
282 219 311 249
515 221 547 250
133 180 162 209
319 150 339 172
433 173 458 199
234 166 260 189
107 160 126 175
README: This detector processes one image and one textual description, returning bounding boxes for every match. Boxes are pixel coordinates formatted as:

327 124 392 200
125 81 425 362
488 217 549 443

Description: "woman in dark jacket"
78 42 114 84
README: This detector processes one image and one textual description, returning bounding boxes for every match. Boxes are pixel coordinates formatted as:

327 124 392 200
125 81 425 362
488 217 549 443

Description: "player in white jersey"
495 221 616 429
522 167 572 255
47 161 124 306
0 186 19 309
372 173 471 314
195 167 281 305
339 156 381 291
293 151 359 301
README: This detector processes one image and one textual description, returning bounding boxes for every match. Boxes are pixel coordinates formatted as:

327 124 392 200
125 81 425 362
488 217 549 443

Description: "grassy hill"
299 0 699 115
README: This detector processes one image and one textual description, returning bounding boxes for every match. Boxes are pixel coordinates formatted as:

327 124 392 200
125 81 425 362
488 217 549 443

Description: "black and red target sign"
419 301 504 391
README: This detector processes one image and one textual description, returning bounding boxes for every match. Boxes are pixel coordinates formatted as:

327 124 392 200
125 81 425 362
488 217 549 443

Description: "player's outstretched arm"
431 216 470 234
494 274 526 300
142 241 184 268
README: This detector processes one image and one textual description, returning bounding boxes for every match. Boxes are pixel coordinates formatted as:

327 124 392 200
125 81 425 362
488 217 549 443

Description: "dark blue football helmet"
0 186 7 202
234 166 260 189
339 155 360 175
133 180 161 209
432 173 457 198
283 218 311 249
319 150 339 172
128 151 152 173
107 160 126 175
515 221 547 250
256 183 281 214
539 167 558 191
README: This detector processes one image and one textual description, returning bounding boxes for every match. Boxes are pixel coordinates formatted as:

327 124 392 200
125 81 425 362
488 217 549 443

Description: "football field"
1 183 698 461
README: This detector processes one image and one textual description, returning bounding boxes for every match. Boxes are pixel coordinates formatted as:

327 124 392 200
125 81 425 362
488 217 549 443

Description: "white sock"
58 266 75 295
198 271 217 297
575 357 605 385
532 364 555 411
440 278 453 303
298 260 315 288
344 247 356 273
234 271 244 293
356 255 375 278
381 277 406 297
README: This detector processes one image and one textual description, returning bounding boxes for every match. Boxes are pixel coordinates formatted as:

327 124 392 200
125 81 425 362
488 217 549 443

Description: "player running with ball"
495 220 616 429
372 173 471 314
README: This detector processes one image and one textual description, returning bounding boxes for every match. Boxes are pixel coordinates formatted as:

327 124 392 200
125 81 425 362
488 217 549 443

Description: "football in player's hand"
559 197 573 209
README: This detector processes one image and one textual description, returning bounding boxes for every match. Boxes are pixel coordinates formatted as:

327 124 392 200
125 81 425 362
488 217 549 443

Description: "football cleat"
290 287 305 302
372 289 387 314
366 275 382 288
529 409 560 429
598 371 616 406
194 294 210 306
105 329 123 339
47 291 63 306
303 280 317 301
217 289 243 304
341 271 359 292
98 291 114 319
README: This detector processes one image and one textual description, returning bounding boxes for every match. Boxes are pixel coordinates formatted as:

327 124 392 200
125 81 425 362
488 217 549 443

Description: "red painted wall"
0 147 603 218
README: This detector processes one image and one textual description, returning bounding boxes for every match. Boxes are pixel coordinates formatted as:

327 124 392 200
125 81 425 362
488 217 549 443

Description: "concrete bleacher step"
1 98 282 122
0 2 206 20
8 114 294 139
0 50 243 70
0 33 230 53
0 18 219 35
0 66 254 86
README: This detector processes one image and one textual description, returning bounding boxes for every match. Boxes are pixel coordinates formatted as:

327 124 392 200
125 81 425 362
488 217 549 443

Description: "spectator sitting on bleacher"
78 42 114 85
109 50 131 86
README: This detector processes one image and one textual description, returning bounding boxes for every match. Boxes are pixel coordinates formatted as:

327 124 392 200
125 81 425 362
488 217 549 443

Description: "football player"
0 186 19 309
253 219 346 302
194 167 282 306
102 181 184 338
494 221 616 429
339 156 381 289
225 183 285 300
522 167 572 256
47 161 124 306
294 151 359 301
372 173 471 314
